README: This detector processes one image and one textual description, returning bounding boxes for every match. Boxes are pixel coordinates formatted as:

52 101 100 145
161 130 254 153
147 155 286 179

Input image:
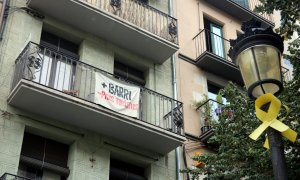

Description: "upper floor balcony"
180 29 289 86
204 0 274 27
8 42 186 155
27 0 178 64
191 29 244 85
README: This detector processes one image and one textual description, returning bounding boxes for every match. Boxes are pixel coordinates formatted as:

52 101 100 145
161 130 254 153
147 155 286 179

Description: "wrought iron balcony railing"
81 0 178 44
232 0 273 22
193 29 232 63
196 99 233 135
0 173 31 180
11 42 184 135
282 66 292 82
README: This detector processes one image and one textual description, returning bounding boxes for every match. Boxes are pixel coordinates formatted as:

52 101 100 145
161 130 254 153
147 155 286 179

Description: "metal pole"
267 128 288 180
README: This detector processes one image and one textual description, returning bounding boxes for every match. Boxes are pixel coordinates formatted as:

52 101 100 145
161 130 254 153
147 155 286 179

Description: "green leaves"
185 78 300 179
255 0 300 40
184 83 274 179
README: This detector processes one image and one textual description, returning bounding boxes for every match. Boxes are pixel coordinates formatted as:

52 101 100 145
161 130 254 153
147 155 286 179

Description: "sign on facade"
94 73 140 118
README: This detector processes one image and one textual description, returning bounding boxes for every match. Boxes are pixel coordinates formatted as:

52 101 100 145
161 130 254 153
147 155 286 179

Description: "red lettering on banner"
97 91 114 102
97 91 139 110
116 97 139 110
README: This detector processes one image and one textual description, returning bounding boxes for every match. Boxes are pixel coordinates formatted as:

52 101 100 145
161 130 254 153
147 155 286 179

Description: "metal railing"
80 0 178 44
11 42 184 135
282 66 292 82
232 0 273 22
193 29 232 63
197 99 233 135
0 173 32 180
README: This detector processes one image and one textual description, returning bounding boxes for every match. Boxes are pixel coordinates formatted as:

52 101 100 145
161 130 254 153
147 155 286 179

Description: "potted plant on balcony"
191 95 213 134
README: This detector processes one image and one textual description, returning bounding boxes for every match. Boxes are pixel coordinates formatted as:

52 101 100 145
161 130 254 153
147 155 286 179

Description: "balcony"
27 0 178 63
0 173 31 180
282 66 292 82
204 0 274 27
192 29 244 85
196 99 230 142
8 42 186 154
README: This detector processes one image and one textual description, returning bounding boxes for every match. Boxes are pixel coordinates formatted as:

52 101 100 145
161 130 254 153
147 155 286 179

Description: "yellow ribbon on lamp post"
249 93 298 149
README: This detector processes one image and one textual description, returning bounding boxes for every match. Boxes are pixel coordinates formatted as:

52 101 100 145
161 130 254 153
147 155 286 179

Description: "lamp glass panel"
236 47 260 90
252 46 281 97
237 45 282 98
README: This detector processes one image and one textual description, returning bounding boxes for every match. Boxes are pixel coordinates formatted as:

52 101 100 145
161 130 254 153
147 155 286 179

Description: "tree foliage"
183 0 300 179
183 83 274 179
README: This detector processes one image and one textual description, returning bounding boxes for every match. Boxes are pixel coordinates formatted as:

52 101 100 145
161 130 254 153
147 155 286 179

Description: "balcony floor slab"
204 0 274 27
195 51 244 85
8 79 186 154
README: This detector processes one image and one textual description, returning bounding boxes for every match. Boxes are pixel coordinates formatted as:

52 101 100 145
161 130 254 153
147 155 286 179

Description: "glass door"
34 52 73 91
210 23 225 58
33 31 78 91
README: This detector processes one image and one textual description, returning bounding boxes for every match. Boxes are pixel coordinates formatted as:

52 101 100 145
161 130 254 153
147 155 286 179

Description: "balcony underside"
199 129 214 143
8 80 186 155
27 0 178 64
195 51 244 85
204 0 274 27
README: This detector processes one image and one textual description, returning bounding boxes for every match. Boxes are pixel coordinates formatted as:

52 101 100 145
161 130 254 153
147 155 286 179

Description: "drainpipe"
168 0 182 180
172 54 182 180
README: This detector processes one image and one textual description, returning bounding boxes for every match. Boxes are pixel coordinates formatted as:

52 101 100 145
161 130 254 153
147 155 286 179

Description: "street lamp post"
228 19 288 180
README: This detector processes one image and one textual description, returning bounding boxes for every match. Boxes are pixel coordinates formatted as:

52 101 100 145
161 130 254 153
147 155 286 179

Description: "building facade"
175 0 289 178
0 0 186 180
0 0 292 180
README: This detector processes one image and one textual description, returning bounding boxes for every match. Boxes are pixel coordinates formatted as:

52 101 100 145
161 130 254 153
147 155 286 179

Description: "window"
204 18 225 58
40 31 79 59
34 31 78 91
207 82 227 120
207 82 226 103
109 158 146 180
18 133 69 180
114 61 145 86
233 0 249 9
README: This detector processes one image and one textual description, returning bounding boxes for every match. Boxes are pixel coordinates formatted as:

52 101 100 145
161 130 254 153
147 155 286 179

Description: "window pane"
34 54 52 86
211 25 225 58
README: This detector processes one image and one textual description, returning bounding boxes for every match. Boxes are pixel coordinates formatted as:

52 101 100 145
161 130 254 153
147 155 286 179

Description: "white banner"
94 72 140 118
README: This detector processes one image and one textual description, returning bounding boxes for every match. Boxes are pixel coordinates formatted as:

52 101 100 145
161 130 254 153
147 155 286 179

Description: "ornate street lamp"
229 19 289 180
229 19 284 100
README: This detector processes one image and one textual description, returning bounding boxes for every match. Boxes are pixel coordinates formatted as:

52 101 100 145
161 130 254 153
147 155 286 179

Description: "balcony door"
34 31 78 91
204 18 225 59
210 23 225 58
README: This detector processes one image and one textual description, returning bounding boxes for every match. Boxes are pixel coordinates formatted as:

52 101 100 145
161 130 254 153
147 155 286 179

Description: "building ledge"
8 80 186 154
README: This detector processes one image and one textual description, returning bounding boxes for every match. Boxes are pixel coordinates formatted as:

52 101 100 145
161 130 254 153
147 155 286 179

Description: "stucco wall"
0 0 41 175
176 0 245 137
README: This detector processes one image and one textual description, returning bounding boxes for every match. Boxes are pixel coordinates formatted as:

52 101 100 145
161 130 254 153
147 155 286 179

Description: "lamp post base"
267 128 288 180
